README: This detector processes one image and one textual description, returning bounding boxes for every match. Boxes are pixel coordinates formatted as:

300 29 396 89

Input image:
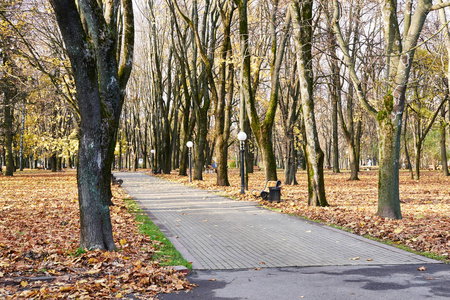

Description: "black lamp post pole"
151 150 154 174
189 147 192 183
240 140 245 194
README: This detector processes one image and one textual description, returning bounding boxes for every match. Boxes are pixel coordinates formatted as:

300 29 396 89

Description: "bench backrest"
266 180 281 189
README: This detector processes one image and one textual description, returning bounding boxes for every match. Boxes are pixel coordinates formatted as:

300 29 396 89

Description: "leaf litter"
0 171 195 299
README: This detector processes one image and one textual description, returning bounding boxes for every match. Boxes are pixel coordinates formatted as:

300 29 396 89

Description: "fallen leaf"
208 278 216 281
20 281 28 287
417 266 426 271
60 286 75 292
393 227 404 234
349 257 360 260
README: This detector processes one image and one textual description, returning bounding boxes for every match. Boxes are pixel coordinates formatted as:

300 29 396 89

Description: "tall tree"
213 1 235 186
49 0 134 250
407 48 447 180
291 0 328 207
438 0 450 176
0 1 29 176
280 59 301 185
234 0 279 181
332 0 450 219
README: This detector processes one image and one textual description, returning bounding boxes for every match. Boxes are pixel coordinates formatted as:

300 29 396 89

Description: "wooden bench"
111 174 123 187
252 180 282 202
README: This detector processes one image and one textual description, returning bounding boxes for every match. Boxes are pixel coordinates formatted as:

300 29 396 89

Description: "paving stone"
115 172 439 270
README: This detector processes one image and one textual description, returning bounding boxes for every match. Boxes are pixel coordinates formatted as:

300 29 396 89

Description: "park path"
115 172 439 270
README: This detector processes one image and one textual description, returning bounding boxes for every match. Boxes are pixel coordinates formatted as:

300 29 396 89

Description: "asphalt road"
159 264 450 300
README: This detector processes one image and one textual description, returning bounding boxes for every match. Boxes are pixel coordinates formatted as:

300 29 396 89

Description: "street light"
150 149 155 174
238 132 247 194
187 141 193 183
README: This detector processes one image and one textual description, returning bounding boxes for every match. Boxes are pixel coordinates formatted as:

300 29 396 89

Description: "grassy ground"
125 199 192 269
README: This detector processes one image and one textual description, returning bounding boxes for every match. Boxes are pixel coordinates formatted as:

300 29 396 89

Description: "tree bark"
402 108 414 178
234 0 279 181
292 0 328 207
440 101 449 175
50 0 134 250
377 112 402 218
282 64 300 185
4 90 14 176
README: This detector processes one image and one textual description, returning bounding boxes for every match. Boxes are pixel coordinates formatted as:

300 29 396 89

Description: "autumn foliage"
159 169 450 262
0 171 194 299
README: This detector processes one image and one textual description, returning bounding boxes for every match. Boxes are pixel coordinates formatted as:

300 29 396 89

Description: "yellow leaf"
120 239 127 246
394 227 404 234
175 283 184 290
88 258 97 264
20 281 28 287
116 293 123 298
60 286 74 292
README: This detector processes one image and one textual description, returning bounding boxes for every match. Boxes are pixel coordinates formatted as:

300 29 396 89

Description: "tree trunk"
4 91 15 176
194 110 208 181
403 108 414 178
51 0 134 250
376 101 402 219
331 64 340 173
440 101 449 176
214 5 234 186
347 143 359 180
292 0 327 207
50 153 57 172
414 141 421 180
234 0 278 181
215 58 234 186
284 129 298 185
355 120 362 173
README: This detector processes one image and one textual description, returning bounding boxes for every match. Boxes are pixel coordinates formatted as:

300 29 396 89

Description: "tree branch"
431 1 450 10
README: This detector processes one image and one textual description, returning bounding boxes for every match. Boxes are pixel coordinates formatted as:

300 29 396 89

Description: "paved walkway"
115 172 439 271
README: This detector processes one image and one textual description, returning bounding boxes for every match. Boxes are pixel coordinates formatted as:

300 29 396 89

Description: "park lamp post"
187 141 193 183
238 131 247 194
150 149 155 174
